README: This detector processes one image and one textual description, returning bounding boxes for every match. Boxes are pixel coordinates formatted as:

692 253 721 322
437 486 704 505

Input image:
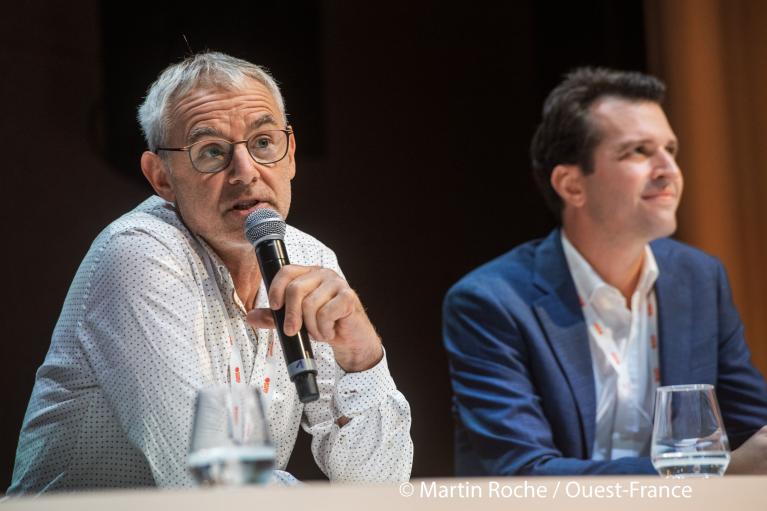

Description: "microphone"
244 209 320 403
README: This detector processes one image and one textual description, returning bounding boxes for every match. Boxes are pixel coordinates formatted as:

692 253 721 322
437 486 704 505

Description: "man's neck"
208 240 262 310
562 223 647 304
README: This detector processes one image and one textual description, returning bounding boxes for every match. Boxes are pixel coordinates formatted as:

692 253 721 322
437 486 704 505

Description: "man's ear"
141 151 176 202
550 164 586 208
286 126 296 180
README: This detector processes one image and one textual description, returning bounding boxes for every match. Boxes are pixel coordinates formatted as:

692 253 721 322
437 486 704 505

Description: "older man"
9 52 412 494
444 68 767 476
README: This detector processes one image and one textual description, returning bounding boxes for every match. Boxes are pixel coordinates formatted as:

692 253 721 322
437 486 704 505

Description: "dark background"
0 0 647 487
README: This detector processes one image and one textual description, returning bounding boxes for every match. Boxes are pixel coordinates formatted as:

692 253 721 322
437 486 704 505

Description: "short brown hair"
530 67 666 217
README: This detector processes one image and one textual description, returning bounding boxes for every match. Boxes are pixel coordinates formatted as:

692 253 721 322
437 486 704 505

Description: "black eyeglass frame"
156 127 293 173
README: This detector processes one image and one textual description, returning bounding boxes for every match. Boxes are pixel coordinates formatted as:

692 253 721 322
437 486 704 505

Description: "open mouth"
232 199 260 211
230 199 267 217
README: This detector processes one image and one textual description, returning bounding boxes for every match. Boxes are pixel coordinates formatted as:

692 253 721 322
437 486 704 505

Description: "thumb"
246 308 276 329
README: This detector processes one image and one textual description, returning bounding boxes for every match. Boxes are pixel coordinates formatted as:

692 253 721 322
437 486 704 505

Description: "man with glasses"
9 52 413 494
443 68 767 476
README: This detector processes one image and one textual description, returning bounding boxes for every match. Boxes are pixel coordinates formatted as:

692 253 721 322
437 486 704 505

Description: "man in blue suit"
444 68 767 475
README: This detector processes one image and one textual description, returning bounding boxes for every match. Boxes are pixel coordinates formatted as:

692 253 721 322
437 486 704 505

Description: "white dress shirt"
9 196 413 494
561 232 660 461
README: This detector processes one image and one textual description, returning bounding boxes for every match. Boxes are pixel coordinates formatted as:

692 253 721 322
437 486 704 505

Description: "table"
3 476 765 510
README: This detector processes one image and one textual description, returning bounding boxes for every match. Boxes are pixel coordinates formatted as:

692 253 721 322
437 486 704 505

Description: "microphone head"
244 208 286 246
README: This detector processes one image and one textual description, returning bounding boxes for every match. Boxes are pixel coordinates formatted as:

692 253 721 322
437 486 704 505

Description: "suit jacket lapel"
532 230 596 458
652 241 692 386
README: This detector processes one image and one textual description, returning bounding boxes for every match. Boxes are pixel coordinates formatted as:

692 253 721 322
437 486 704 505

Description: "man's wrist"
337 341 384 373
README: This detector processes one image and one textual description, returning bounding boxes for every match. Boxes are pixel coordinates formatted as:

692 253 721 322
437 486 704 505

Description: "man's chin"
198 231 255 255
646 218 678 241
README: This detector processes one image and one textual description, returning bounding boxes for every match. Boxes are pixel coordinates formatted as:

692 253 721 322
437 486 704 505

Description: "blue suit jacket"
443 229 767 475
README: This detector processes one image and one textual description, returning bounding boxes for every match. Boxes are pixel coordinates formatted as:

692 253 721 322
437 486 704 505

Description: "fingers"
316 288 356 340
258 265 381 371
267 265 317 309
246 308 276 329
267 265 357 340
277 267 325 336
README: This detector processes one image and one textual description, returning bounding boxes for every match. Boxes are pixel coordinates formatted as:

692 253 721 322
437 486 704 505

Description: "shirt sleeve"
299 247 413 482
78 229 209 487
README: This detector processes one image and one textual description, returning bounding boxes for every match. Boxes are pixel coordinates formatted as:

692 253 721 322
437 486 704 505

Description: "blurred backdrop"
1 0 766 487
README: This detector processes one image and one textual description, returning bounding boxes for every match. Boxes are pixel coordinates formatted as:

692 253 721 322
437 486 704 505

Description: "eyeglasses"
156 128 292 173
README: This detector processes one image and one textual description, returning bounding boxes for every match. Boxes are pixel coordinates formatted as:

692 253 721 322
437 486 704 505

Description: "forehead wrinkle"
186 113 280 145
170 85 284 145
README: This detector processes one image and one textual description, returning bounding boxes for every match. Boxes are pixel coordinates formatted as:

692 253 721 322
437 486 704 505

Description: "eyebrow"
614 138 678 153
614 139 648 153
186 115 280 145
187 126 224 145
251 114 278 130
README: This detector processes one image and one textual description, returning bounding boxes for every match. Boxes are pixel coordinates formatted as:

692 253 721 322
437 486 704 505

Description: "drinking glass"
651 384 730 477
188 384 275 486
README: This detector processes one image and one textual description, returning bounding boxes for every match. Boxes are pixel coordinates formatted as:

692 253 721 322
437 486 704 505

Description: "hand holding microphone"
244 210 383 402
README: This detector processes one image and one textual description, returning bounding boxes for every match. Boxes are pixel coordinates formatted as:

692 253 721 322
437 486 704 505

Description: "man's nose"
228 142 261 185
652 148 681 178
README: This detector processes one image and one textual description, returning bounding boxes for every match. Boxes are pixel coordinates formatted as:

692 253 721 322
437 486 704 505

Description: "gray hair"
137 51 287 152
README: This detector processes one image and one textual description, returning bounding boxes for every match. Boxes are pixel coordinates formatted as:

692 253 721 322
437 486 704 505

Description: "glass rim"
656 383 714 392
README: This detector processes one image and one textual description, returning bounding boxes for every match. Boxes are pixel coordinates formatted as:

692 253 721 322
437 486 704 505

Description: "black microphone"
244 209 320 403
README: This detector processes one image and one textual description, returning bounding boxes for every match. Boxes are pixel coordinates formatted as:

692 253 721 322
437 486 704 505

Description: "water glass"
188 384 275 486
651 384 730 477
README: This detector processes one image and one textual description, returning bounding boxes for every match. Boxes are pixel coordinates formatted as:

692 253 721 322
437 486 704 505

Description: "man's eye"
252 136 273 149
199 143 228 159
634 145 650 156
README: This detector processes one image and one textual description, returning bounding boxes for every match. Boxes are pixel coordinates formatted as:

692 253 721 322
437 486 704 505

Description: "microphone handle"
255 239 319 403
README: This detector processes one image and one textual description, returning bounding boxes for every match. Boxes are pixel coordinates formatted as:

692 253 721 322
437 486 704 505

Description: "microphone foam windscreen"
244 208 286 246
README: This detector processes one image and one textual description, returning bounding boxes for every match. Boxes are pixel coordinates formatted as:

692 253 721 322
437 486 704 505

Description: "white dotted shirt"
8 196 413 495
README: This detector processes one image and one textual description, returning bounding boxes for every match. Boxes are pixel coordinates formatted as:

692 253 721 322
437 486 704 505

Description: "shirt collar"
561 231 659 309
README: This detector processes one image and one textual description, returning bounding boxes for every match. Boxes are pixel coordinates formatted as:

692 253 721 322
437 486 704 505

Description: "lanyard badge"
581 293 660 425
261 332 278 410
